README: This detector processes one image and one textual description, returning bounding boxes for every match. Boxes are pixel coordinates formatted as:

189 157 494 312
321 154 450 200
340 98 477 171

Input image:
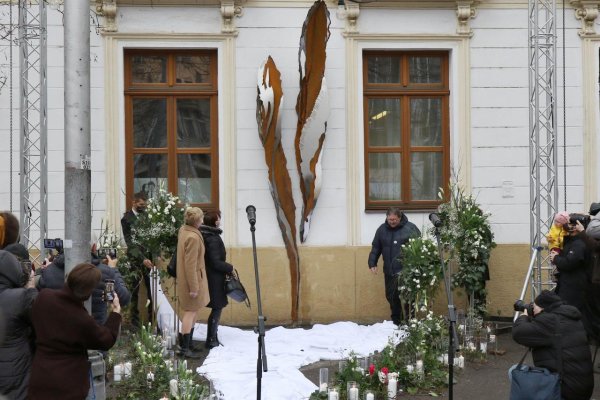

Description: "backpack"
167 251 177 278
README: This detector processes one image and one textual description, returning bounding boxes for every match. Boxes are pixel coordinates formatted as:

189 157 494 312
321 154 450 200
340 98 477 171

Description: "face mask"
136 206 146 213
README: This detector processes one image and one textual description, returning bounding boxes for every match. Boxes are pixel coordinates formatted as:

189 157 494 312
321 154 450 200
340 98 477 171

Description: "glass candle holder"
347 381 360 400
319 367 328 392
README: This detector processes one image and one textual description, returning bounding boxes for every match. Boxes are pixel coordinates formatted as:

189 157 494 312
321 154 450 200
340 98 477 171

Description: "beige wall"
159 244 532 326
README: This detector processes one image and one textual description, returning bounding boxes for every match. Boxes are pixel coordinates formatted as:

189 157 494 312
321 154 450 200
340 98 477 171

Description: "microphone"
429 213 442 228
246 205 257 225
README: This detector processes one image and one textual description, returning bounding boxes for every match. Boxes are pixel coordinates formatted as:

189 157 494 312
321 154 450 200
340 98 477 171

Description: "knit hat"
589 202 600 217
553 211 569 226
534 290 562 309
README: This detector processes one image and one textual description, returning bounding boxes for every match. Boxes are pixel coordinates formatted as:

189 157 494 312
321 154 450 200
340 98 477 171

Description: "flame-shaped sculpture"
256 56 301 322
295 0 331 243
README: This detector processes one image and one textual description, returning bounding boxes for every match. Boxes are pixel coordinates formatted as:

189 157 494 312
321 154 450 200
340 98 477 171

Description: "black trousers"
384 273 410 325
130 266 153 327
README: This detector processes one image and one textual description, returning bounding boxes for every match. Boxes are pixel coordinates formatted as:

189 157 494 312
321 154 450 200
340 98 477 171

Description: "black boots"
177 334 202 359
206 308 223 349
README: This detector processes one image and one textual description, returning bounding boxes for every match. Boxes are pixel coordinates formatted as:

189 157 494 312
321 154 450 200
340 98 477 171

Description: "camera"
103 279 115 303
97 247 117 259
514 299 534 316
43 238 64 253
568 213 591 229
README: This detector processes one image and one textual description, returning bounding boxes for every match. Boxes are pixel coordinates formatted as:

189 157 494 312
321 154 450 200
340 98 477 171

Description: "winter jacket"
586 214 600 239
368 214 421 276
0 250 38 400
200 225 234 310
576 230 600 342
513 301 594 400
176 225 209 311
553 234 589 311
90 257 131 325
37 253 65 290
28 286 121 400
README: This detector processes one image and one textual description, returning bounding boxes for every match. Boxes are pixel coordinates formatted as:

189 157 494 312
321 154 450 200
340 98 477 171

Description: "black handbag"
225 269 250 308
510 330 562 400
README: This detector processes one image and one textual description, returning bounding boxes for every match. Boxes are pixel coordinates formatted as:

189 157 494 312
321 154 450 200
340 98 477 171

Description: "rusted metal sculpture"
295 0 331 243
256 56 301 322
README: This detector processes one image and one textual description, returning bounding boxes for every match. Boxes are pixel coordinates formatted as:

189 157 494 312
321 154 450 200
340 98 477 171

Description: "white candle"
123 361 132 378
328 389 339 400
348 386 359 400
113 364 123 382
169 379 178 397
387 377 397 399
457 355 465 368
480 342 488 353
416 360 424 374
147 371 154 381
366 393 375 400
406 364 414 373
319 382 328 391
443 354 448 365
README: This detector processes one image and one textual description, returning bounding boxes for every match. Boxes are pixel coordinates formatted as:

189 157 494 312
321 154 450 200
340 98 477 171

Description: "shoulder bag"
225 269 251 308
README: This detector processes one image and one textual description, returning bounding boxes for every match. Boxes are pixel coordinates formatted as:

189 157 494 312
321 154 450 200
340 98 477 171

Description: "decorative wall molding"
340 2 360 34
96 0 118 32
570 0 600 36
456 1 478 36
220 0 244 34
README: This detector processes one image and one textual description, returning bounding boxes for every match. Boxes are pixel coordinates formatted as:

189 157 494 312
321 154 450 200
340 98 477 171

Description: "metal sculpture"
295 0 330 243
256 56 301 322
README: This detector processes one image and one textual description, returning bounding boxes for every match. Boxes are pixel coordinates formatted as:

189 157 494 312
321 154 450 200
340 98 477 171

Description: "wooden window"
124 49 218 209
363 50 450 211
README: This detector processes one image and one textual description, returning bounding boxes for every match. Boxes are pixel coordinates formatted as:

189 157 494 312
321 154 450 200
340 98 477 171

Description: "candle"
366 393 375 400
123 362 132 378
328 389 339 400
406 364 414 373
320 383 328 391
480 342 488 353
416 360 424 374
348 386 359 400
147 371 154 381
170 379 178 397
457 355 465 368
387 377 397 399
443 354 448 365
113 364 123 382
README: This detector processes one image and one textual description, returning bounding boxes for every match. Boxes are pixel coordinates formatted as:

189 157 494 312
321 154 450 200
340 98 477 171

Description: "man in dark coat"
512 290 593 400
200 210 234 349
551 220 590 312
91 254 131 325
368 207 420 325
0 250 37 400
120 191 153 327
28 263 122 400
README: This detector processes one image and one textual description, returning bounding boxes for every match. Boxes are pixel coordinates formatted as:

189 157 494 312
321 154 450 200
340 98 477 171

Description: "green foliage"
436 182 496 314
397 236 443 313
110 324 209 400
131 188 185 260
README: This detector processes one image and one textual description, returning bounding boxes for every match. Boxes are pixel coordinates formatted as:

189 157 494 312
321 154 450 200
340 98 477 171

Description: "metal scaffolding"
18 0 47 261
528 0 559 297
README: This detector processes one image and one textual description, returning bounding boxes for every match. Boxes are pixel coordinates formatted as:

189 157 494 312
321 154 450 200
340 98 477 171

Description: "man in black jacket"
120 191 153 328
368 207 420 325
512 290 593 400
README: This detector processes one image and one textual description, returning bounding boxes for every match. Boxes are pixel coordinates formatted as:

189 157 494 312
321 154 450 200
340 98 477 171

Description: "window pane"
131 56 167 83
133 154 168 199
411 152 442 200
178 154 211 204
368 98 401 147
177 99 211 148
176 55 211 83
367 55 401 84
409 56 442 84
410 98 442 146
133 99 167 148
368 153 401 201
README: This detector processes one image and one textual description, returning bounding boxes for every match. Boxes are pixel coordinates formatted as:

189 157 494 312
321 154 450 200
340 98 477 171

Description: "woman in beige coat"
176 207 209 358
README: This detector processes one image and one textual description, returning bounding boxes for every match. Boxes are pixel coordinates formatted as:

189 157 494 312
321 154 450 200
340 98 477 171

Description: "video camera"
97 247 117 259
514 299 534 316
103 279 115 303
43 238 64 254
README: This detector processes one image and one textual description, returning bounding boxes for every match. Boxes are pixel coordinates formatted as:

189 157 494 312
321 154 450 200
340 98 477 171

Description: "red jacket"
28 286 121 400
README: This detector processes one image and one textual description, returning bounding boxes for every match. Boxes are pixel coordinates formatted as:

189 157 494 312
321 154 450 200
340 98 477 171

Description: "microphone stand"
432 225 459 400
249 216 268 400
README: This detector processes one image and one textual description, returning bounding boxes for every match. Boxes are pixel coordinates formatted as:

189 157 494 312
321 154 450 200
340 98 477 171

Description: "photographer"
550 214 590 312
91 252 131 325
512 290 593 400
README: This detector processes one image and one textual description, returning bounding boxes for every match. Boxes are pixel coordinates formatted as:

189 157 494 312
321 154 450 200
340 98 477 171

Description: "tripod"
431 217 460 400
247 205 268 400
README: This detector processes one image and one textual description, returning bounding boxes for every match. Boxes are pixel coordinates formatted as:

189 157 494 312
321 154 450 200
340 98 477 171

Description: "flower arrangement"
109 324 211 400
131 188 185 260
397 235 443 316
436 182 496 315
